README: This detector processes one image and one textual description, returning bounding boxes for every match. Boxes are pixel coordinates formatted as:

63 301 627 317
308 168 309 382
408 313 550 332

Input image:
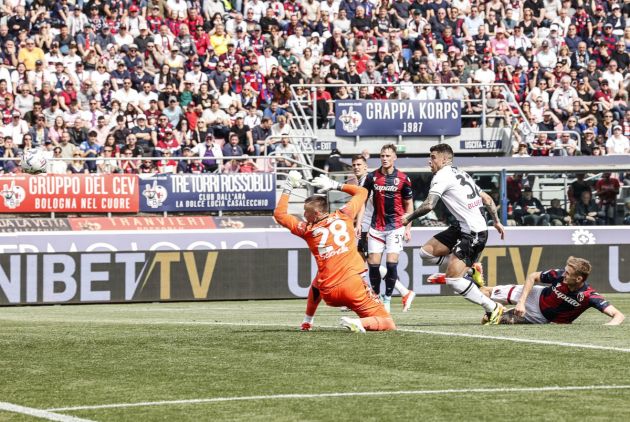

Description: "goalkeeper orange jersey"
274 184 368 290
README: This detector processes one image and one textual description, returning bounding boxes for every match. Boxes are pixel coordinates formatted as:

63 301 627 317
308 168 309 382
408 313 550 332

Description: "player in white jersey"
401 144 506 324
351 155 416 312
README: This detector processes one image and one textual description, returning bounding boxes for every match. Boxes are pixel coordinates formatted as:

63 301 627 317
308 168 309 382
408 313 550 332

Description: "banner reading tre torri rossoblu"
139 173 276 212
335 100 461 137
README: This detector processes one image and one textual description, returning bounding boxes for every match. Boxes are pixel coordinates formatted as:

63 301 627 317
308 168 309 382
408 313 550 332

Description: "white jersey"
429 165 487 233
358 174 374 233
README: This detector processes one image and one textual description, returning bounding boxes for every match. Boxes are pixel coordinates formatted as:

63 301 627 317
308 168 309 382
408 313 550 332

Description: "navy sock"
384 262 398 297
368 264 381 294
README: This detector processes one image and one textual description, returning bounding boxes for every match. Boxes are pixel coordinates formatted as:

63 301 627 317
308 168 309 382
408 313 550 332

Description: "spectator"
513 187 550 226
546 198 571 226
606 125 629 155
191 133 223 173
595 173 620 225
273 136 298 170
222 133 244 157
574 190 604 226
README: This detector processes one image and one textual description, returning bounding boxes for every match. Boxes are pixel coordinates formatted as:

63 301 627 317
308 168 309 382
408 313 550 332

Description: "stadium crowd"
0 0 628 175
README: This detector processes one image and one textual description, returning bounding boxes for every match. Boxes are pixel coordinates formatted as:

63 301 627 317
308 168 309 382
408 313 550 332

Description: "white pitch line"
47 385 630 412
397 328 630 353
0 401 94 421
1 317 629 353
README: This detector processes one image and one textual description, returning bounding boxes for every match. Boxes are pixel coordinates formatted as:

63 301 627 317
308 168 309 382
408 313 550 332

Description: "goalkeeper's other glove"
283 170 303 193
311 175 341 193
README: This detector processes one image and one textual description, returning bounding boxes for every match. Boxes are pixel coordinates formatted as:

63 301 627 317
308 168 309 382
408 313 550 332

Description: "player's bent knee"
420 247 444 265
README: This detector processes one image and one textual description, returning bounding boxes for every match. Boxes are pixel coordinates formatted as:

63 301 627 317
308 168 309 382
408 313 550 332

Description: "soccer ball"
21 148 48 174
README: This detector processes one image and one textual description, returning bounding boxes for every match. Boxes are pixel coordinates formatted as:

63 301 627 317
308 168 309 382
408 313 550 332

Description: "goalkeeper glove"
311 175 341 193
282 170 303 193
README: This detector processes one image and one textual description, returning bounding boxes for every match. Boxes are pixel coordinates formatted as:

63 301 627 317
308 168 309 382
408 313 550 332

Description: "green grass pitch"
1 295 630 421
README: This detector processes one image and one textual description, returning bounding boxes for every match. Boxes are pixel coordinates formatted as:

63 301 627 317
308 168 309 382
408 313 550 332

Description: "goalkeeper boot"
300 322 313 331
469 262 485 288
484 304 505 325
381 295 391 313
402 291 416 312
340 317 366 333
427 273 446 284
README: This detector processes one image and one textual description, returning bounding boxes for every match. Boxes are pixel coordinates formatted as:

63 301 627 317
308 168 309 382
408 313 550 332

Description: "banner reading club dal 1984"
335 99 461 137
0 174 139 213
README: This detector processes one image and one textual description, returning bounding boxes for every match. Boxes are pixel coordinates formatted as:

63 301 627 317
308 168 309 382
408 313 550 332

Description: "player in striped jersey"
363 144 415 312
402 143 506 324
352 154 416 312
481 256 624 325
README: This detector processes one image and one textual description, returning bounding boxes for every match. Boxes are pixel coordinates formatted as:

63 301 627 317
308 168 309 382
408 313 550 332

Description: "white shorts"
490 285 548 324
367 226 405 255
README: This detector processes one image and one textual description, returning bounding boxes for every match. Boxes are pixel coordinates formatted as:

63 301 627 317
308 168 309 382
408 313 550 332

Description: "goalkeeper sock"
305 286 321 317
447 277 496 313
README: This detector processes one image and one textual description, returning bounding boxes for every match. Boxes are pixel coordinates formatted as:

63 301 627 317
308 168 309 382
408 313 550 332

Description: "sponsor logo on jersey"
321 245 349 259
552 285 581 307
467 198 483 209
373 185 398 192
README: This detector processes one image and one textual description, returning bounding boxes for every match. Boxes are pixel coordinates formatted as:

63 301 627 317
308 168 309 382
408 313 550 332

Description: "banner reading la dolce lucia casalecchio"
0 174 139 213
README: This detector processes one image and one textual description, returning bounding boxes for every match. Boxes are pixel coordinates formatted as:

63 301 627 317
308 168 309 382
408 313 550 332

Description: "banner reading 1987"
335 100 461 137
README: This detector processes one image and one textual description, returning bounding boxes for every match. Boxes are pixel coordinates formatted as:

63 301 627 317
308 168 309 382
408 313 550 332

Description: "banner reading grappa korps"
0 174 139 213
139 173 276 212
335 100 461 136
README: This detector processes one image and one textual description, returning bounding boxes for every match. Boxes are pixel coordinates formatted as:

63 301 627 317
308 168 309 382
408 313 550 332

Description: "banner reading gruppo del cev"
139 173 276 212
335 100 461 137
0 174 138 213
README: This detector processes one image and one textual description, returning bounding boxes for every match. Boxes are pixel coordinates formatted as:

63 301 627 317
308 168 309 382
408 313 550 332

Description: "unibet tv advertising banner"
335 100 461 137
0 174 138 213
0 244 628 305
139 173 276 212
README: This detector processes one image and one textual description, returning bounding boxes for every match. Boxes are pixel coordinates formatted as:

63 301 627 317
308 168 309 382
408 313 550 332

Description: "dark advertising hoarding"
0 245 628 305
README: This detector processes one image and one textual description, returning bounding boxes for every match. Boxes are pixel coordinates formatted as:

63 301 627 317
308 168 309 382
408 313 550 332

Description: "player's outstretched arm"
514 271 541 318
339 183 368 220
273 171 304 231
480 191 505 240
401 193 439 226
603 305 625 326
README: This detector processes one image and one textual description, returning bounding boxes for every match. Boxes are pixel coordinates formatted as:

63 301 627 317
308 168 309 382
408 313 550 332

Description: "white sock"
395 280 409 296
446 277 496 313
303 315 314 324
382 295 392 302
420 247 449 270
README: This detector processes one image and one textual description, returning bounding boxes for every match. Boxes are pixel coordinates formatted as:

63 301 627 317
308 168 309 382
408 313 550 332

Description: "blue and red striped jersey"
364 168 413 231
538 269 610 324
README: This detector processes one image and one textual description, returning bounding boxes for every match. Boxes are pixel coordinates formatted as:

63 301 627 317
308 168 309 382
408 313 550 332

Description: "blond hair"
566 256 592 281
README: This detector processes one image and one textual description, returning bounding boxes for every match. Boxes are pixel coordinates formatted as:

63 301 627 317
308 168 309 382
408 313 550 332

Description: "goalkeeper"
274 171 396 333
480 256 624 325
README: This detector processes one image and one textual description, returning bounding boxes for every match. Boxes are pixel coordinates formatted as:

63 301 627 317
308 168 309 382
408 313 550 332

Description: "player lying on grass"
274 171 396 333
480 256 625 325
